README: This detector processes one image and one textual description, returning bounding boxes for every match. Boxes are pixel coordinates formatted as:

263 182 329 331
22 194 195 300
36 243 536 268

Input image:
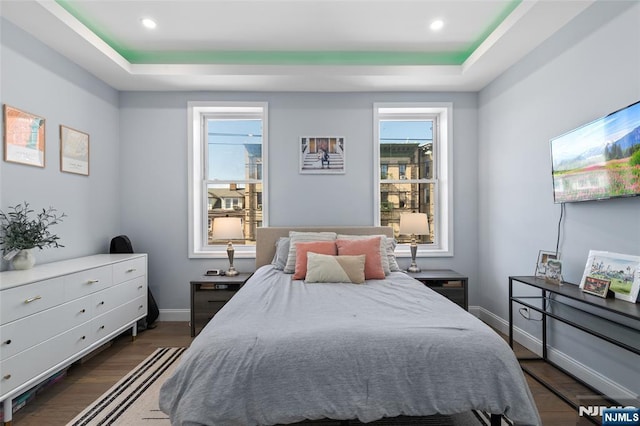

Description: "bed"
160 226 541 426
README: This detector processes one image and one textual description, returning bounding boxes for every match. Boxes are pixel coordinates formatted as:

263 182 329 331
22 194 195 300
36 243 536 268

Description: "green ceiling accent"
55 0 521 66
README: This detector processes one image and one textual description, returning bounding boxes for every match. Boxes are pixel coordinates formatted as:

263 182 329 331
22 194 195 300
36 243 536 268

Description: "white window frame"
373 102 453 257
188 101 268 258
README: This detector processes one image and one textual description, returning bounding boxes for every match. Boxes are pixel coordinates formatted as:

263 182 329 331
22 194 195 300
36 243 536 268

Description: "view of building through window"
379 119 435 244
206 118 263 246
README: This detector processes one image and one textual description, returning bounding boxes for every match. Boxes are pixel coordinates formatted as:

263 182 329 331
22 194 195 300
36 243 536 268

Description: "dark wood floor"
9 322 593 425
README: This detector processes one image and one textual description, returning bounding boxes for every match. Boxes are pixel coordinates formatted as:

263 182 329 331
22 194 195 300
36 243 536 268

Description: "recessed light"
141 18 157 29
430 19 444 31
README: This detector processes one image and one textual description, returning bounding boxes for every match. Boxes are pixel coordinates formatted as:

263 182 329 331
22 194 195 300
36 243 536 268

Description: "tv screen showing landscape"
551 100 640 203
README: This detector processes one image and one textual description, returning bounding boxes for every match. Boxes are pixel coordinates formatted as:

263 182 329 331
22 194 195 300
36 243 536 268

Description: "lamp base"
407 264 421 273
225 266 239 276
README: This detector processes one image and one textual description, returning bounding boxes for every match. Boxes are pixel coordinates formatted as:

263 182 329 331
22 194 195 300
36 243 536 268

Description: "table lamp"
213 217 243 276
399 212 428 273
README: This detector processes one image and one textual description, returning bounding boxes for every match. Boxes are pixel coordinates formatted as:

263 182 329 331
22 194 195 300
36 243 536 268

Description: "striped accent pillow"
283 231 337 273
305 252 366 284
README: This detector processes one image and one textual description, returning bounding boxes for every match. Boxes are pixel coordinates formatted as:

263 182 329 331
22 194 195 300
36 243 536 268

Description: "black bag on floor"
110 235 159 329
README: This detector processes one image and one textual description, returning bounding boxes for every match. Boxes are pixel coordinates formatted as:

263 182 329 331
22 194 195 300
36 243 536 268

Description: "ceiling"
0 0 594 92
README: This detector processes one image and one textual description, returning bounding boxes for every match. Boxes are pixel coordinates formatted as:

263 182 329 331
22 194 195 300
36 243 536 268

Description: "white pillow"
283 231 337 273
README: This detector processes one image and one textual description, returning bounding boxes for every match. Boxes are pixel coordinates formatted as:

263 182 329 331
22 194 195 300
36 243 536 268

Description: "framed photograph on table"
3 104 46 167
60 125 89 176
299 136 345 174
581 276 611 298
535 250 558 277
580 250 640 303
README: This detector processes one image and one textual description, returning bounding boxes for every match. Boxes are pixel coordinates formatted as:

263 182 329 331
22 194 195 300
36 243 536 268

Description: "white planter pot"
12 249 36 270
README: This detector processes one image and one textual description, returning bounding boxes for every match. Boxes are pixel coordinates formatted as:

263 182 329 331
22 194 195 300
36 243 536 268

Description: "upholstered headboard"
255 226 393 269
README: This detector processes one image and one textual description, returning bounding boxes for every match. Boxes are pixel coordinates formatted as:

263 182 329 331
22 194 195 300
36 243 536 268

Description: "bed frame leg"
490 414 502 426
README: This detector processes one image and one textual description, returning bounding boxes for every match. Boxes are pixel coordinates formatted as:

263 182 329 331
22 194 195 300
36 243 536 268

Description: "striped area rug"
67 347 511 426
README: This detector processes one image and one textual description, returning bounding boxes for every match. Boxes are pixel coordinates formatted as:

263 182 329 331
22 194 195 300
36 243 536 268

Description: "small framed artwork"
545 259 563 285
3 104 46 167
60 125 89 176
580 250 640 303
299 136 345 174
581 276 611 298
535 250 558 277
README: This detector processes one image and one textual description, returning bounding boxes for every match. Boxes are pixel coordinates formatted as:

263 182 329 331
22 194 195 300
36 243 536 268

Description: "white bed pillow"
385 237 401 272
283 231 337 273
305 252 366 284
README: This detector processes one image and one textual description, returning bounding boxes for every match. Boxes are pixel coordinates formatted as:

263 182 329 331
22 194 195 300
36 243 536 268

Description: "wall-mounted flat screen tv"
550 100 640 203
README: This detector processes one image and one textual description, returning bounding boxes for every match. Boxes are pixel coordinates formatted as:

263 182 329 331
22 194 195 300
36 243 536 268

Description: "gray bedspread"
160 266 541 426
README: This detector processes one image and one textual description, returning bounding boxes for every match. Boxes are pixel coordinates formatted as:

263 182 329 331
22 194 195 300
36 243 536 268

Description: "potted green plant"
0 202 66 270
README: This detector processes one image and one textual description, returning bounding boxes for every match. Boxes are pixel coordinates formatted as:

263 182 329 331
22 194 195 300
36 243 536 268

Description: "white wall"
118 91 480 315
478 1 640 396
0 19 121 269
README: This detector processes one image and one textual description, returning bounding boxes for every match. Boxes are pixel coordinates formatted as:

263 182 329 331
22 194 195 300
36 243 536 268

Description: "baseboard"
158 309 190 322
474 306 637 401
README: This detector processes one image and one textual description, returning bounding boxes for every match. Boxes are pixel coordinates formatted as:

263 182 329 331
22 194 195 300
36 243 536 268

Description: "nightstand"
405 269 468 310
190 273 251 336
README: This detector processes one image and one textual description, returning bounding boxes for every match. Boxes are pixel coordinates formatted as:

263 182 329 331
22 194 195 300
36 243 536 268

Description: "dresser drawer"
91 276 146 317
113 257 146 284
0 323 90 397
0 296 92 361
0 277 65 324
64 266 113 299
89 296 146 344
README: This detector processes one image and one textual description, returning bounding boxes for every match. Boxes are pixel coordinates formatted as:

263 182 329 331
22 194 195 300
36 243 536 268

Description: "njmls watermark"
579 406 639 424
578 397 640 426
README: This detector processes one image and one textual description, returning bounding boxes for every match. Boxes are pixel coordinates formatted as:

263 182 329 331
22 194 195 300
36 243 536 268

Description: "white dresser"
0 253 147 425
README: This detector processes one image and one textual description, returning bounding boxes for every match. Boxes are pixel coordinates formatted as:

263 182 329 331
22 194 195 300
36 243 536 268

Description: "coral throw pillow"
293 241 337 280
335 236 385 280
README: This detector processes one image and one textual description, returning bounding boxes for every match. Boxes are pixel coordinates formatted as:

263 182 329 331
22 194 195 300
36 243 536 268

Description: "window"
188 102 268 258
373 103 452 256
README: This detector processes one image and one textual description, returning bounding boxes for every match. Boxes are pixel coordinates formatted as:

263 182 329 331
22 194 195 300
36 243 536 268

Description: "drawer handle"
127 268 136 273
87 279 99 284
80 309 86 313
3 339 11 345
24 295 42 303
100 325 105 330
138 285 143 290
81 335 86 340
98 301 105 305
3 374 11 380
139 305 144 309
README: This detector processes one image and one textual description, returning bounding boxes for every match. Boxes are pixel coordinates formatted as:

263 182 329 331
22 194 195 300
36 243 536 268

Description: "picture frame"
299 136 345 174
3 104 46 167
581 276 611 298
580 250 640 303
545 259 563 285
535 250 558 277
60 125 89 176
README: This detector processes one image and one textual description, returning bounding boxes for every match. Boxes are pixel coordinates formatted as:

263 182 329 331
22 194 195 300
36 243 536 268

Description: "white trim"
158 309 190 322
188 101 268 258
373 102 453 257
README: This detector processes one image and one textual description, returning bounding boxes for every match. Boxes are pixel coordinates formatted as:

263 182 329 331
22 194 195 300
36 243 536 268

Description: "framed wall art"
60 125 89 176
579 250 640 303
299 136 345 174
3 104 46 167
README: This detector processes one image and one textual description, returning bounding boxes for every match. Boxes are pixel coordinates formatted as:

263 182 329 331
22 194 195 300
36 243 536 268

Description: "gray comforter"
160 266 541 425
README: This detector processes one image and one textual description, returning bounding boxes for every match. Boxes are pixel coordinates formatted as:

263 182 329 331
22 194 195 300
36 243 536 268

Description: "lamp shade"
213 217 243 240
399 213 428 235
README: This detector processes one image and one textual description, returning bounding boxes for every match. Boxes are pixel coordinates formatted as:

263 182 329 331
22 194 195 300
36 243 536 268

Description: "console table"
509 276 640 424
